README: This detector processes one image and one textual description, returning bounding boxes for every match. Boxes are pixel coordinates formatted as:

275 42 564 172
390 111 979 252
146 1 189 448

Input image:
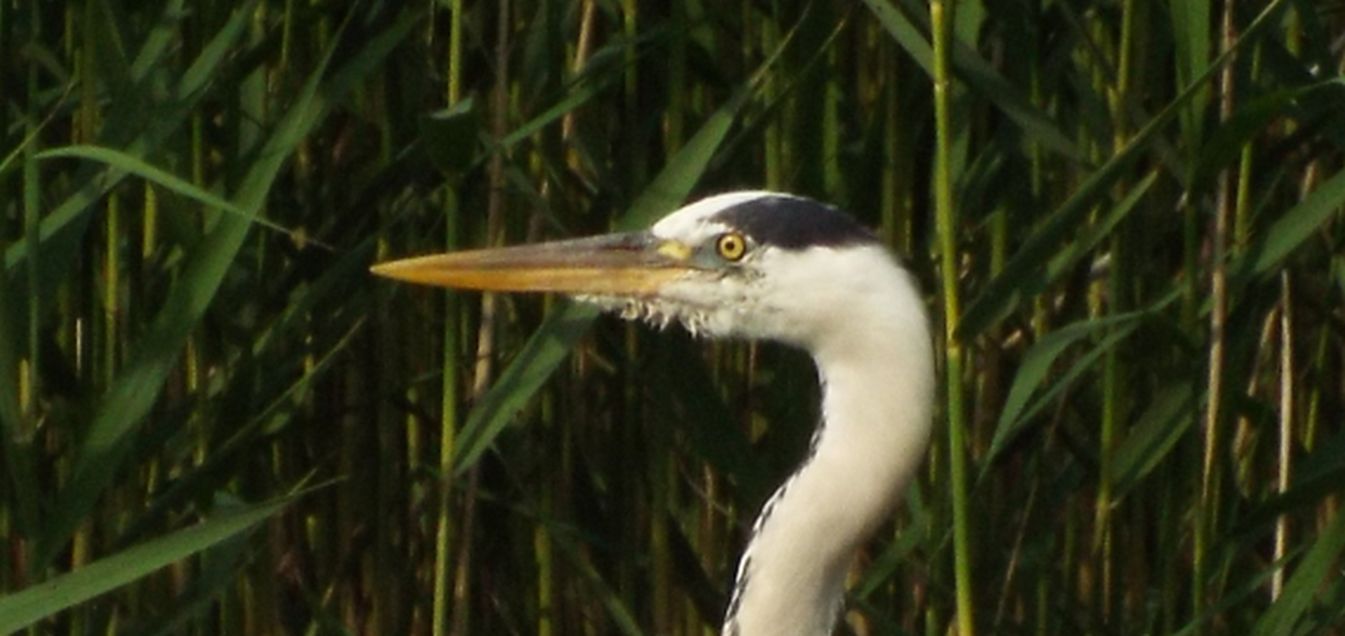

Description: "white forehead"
651 190 779 242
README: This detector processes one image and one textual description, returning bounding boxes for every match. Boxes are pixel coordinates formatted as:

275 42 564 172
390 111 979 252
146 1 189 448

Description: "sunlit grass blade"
117 318 365 547
451 301 598 473
1044 171 1158 283
551 525 644 636
1191 80 1345 188
0 496 294 633
37 145 322 247
1250 510 1345 635
449 77 756 474
1240 165 1345 277
127 0 187 79
1169 0 1211 147
984 310 1147 469
1 0 258 276
960 0 1292 338
36 8 418 566
4 1 1343 633
861 0 1081 161
1230 430 1345 539
1109 380 1198 498
119 526 252 636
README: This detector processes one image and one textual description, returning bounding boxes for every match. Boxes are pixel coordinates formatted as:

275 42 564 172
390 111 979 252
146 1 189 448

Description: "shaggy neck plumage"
722 288 933 636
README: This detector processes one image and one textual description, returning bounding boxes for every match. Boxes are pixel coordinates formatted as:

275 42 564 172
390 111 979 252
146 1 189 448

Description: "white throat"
721 266 933 636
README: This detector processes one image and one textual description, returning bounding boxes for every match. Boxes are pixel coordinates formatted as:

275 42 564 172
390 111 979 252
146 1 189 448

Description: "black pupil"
722 235 741 256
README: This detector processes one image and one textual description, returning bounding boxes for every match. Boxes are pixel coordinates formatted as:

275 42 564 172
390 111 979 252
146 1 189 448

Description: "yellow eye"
716 232 748 261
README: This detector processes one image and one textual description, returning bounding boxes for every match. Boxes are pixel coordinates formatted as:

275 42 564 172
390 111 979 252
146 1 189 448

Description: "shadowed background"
1 1 1344 634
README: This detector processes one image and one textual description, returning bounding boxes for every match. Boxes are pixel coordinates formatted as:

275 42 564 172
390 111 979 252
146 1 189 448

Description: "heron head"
372 191 907 348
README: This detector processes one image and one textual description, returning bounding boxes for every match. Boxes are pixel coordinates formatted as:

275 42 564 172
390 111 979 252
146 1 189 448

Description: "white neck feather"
722 266 933 636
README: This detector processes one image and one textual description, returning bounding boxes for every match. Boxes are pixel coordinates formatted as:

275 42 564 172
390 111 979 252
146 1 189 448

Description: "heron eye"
716 232 748 261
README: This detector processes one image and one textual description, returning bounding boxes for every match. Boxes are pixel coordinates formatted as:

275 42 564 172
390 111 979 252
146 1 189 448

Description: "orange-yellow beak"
371 231 698 296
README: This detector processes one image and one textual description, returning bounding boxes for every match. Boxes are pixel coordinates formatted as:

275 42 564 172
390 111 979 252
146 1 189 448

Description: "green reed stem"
1095 0 1136 623
433 2 465 635
931 1 974 634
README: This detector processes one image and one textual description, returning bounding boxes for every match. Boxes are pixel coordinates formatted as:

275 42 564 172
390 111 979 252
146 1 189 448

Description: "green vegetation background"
2 1 1343 634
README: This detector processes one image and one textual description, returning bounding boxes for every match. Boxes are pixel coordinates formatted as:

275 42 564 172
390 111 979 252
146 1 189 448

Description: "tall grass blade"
37 9 418 565
1109 381 1198 497
1250 509 1345 635
450 82 755 474
861 0 1081 160
1192 80 1345 188
960 0 1292 338
37 145 311 244
985 311 1147 469
0 497 293 633
4 0 1343 632
2 0 258 276
1241 165 1345 277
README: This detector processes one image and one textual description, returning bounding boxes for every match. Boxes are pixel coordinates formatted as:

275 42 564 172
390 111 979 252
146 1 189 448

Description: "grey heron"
373 191 935 636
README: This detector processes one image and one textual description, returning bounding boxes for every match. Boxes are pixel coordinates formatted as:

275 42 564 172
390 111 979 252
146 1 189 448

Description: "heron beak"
370 231 698 296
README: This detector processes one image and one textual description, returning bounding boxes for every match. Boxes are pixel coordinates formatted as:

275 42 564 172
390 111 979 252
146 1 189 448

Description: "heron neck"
723 303 933 636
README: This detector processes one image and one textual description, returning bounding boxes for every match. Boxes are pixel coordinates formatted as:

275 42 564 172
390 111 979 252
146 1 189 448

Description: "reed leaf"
3 1 1343 632
0 496 293 633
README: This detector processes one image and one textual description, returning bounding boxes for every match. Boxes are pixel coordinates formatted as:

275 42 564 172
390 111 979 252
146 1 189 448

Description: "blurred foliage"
1 0 1344 634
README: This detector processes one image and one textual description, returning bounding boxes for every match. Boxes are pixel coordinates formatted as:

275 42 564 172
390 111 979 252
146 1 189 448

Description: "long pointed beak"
370 231 698 296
